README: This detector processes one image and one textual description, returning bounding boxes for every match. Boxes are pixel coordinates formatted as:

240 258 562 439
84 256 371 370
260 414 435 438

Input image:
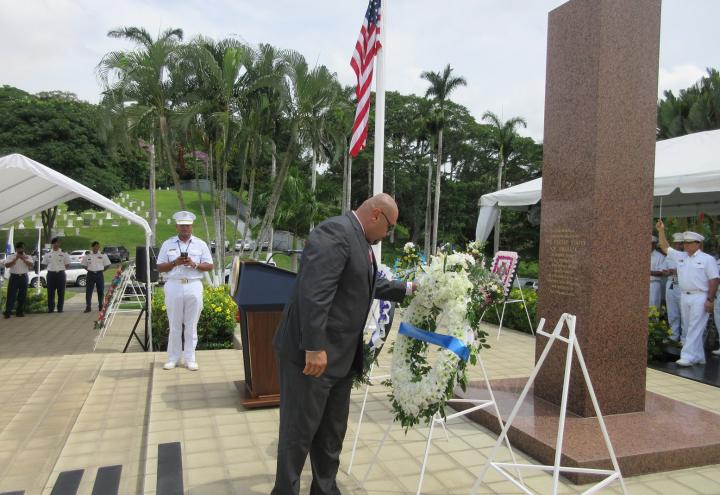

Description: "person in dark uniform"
41 237 70 313
272 193 415 494
3 242 34 318
81 241 111 313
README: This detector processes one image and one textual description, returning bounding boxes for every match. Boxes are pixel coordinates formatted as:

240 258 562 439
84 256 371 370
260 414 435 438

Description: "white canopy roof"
477 129 720 241
0 153 151 234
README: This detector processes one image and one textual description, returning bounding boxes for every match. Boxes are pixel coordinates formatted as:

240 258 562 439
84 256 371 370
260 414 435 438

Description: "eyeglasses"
378 210 395 234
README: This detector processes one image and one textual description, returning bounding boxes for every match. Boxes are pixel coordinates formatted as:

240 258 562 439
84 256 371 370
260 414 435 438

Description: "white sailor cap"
173 211 196 225
683 231 704 243
651 235 658 243
672 233 685 243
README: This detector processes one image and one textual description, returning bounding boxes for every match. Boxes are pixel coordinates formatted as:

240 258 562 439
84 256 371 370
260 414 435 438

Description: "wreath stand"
480 275 535 340
471 313 627 495
357 352 521 495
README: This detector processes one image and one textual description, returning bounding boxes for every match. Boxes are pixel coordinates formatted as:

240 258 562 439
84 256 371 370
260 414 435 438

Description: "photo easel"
481 251 534 339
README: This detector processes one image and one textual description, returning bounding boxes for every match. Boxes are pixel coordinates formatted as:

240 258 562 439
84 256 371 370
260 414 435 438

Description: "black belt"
87 270 103 273
9 273 28 277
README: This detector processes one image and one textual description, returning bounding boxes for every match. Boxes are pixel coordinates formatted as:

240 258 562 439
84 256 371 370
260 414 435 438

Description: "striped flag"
349 0 382 157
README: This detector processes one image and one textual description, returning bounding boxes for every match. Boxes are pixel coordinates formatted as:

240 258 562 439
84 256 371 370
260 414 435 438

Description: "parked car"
517 278 539 291
69 249 90 263
102 245 129 263
30 262 88 288
210 240 229 253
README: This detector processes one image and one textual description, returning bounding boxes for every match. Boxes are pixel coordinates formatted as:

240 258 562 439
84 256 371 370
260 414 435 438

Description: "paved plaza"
0 299 719 494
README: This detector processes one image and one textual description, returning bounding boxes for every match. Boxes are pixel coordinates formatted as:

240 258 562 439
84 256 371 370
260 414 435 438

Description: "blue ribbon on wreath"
398 322 470 362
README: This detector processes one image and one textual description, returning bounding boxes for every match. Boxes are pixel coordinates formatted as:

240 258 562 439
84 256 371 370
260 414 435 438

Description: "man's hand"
656 219 665 231
411 282 418 294
303 350 327 377
705 300 714 314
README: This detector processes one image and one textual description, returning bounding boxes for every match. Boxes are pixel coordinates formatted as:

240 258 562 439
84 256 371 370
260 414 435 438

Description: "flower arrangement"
95 266 124 330
386 245 503 430
647 306 671 362
151 285 238 350
394 242 424 281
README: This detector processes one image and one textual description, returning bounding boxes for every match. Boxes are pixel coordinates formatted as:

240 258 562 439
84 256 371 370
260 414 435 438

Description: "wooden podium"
231 261 296 408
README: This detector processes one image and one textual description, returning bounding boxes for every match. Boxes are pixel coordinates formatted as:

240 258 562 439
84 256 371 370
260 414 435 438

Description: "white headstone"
106 212 112 220
66 220 73 228
98 219 103 226
75 228 80 235
141 200 145 207
157 211 162 218
63 214 67 220
145 211 149 218
128 220 132 225
167 219 171 225
92 213 96 219
18 221 25 229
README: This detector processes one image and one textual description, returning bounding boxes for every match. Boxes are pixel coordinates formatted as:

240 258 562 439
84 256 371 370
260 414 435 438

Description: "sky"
1 0 717 140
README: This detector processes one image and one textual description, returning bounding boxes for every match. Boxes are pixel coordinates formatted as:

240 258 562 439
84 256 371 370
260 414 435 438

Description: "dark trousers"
46 271 66 312
4 274 28 316
272 359 354 495
85 271 104 310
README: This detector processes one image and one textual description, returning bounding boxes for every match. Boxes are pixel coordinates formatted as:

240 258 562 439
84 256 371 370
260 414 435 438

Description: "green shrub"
648 306 671 362
483 288 538 333
151 285 237 351
1 287 48 313
517 260 539 278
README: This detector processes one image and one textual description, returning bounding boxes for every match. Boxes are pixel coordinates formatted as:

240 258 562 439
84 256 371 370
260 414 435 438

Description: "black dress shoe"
57 310 64 313
48 309 54 313
84 307 91 313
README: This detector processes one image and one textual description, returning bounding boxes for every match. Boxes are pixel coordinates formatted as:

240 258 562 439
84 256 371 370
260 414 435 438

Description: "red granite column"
535 0 661 416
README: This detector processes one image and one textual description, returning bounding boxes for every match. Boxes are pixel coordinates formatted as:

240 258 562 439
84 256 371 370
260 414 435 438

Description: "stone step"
0 354 104 494
41 352 157 495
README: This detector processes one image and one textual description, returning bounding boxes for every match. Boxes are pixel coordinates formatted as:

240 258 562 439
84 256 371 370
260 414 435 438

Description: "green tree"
481 111 527 253
421 64 467 254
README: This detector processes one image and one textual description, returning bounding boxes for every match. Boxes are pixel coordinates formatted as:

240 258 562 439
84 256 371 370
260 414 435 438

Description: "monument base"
453 378 720 484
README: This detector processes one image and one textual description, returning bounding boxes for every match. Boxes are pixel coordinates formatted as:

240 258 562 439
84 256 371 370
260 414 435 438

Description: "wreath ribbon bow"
398 322 470 362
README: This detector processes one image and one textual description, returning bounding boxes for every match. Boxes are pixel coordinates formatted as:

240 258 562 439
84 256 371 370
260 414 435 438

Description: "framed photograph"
491 251 519 297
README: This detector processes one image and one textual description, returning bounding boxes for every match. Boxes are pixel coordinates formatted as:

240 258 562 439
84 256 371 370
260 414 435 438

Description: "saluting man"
3 241 34 318
42 237 71 313
662 232 685 343
156 211 214 371
81 241 111 313
657 220 719 366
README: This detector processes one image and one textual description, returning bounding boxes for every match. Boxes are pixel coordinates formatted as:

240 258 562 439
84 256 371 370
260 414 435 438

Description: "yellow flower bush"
151 285 238 351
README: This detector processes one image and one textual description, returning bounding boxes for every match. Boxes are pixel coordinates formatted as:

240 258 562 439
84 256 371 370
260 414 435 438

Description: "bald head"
355 193 399 244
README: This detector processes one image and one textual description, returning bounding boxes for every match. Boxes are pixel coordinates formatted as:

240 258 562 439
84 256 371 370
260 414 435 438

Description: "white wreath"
389 253 477 428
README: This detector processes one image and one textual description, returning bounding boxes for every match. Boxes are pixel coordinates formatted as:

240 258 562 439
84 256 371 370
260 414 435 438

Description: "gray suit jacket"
273 212 407 377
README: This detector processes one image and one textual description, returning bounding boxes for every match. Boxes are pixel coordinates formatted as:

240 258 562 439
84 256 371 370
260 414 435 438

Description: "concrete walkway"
0 303 719 494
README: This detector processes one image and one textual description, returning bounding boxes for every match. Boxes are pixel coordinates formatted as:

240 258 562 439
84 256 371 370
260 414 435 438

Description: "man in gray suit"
272 193 413 494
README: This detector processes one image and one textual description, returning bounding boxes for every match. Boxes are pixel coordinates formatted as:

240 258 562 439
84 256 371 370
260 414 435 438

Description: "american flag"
349 0 382 157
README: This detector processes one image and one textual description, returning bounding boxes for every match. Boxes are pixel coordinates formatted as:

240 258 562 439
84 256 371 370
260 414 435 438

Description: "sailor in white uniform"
662 233 685 342
156 211 214 371
657 221 719 366
649 235 665 309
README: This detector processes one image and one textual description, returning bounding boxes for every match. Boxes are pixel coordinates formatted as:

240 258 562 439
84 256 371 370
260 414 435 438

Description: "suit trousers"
85 271 105 310
649 280 662 309
46 271 66 312
4 273 28 316
272 359 353 495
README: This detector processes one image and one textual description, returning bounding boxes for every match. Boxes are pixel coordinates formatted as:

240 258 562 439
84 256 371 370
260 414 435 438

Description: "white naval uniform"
157 235 213 365
663 256 683 342
666 247 720 364
649 250 665 308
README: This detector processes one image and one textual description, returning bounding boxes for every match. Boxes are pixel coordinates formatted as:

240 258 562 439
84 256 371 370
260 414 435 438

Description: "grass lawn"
1 189 241 254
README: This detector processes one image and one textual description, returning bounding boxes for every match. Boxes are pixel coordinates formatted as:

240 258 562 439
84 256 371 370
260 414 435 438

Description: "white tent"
476 129 720 242
0 153 154 349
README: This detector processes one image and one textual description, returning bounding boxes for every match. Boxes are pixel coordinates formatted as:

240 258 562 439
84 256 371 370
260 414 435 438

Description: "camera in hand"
180 252 188 259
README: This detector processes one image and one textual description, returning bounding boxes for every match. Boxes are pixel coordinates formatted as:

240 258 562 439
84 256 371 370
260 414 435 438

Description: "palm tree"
179 36 251 283
482 110 527 253
421 64 467 254
97 26 187 215
253 54 338 256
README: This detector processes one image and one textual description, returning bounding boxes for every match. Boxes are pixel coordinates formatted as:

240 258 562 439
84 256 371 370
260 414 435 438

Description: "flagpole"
372 0 387 260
